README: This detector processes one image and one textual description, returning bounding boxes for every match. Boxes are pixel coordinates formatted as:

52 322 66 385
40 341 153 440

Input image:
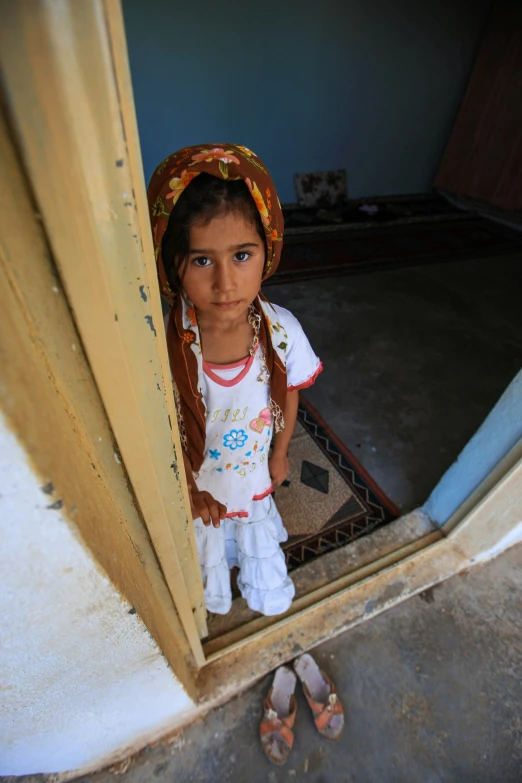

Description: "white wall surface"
0 413 193 776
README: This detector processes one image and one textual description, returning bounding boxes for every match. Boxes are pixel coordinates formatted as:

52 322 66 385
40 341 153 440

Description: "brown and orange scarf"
148 144 287 472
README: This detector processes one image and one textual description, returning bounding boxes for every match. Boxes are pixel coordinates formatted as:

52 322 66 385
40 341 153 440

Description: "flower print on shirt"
223 429 248 451
209 449 221 460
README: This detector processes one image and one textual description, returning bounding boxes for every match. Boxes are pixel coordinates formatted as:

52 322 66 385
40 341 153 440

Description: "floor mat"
278 397 398 570
266 216 522 286
282 192 462 234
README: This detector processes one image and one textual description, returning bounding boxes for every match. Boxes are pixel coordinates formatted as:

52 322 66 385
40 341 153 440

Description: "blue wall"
425 370 522 525
123 0 491 203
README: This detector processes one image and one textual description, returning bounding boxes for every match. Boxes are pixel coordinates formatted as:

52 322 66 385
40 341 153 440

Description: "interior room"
123 0 522 635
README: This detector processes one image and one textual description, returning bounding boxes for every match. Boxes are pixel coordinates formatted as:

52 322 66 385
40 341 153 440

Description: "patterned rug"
265 216 522 287
276 398 398 571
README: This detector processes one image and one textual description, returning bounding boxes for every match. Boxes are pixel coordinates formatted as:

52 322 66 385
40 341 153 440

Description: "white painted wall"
0 413 194 776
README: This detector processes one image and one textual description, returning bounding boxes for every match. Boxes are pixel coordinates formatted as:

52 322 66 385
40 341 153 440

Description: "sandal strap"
314 695 344 732
263 694 297 728
260 714 295 749
302 680 344 732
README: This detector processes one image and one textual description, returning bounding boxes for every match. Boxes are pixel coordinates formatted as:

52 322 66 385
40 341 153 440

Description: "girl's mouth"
212 300 241 309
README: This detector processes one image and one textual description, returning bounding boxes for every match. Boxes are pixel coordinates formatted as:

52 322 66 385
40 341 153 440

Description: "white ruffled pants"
193 495 295 616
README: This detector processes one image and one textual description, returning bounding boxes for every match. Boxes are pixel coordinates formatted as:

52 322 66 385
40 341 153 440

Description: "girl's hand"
269 451 289 486
188 484 227 528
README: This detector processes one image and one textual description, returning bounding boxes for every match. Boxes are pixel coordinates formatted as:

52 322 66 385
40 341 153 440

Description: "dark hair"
161 173 266 293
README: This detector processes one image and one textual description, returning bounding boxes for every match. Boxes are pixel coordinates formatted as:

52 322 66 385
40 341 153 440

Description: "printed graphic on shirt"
223 429 249 450
249 407 272 433
207 406 249 423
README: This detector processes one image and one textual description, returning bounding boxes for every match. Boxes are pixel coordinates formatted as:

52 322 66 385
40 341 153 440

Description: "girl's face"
182 210 265 324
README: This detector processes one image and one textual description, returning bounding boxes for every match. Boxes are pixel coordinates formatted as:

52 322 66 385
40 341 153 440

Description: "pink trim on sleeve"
287 361 323 392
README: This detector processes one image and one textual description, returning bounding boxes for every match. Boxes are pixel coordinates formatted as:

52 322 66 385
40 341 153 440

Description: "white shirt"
194 303 322 516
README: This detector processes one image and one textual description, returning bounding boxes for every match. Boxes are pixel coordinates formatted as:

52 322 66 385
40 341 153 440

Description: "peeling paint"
139 285 148 302
144 315 156 336
116 159 124 167
41 482 54 495
46 499 63 510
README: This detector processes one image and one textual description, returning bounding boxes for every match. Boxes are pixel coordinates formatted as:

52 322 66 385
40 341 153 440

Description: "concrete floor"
267 253 522 511
81 544 522 783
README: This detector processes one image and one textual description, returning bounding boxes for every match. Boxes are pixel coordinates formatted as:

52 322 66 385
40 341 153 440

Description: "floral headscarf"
147 144 287 472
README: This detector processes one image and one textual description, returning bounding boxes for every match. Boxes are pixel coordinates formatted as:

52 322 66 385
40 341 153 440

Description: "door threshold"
193 507 474 718
203 508 439 659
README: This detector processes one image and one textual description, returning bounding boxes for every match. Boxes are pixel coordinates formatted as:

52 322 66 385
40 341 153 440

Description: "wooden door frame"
0 0 208 671
0 102 202 695
1 0 520 708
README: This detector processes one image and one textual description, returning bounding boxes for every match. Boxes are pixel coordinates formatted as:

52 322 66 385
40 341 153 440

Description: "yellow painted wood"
0 0 207 656
447 454 522 554
0 107 197 697
101 0 206 624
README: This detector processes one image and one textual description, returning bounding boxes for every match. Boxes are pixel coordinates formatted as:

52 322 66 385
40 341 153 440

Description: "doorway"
2 0 521 703
122 0 522 646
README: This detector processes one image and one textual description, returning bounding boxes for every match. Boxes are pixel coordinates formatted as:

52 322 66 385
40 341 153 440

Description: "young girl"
148 144 322 617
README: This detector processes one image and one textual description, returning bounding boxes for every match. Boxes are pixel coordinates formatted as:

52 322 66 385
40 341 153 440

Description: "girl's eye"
192 256 212 268
234 251 251 263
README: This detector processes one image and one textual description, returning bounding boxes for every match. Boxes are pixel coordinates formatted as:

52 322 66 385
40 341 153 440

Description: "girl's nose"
213 260 235 294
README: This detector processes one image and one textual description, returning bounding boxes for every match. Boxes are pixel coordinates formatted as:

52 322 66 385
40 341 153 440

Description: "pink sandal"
294 653 344 741
260 666 297 765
